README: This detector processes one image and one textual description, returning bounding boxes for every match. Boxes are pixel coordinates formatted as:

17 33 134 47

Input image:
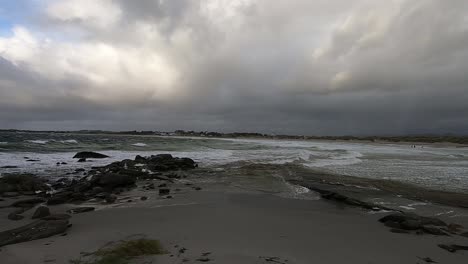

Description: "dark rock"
400 220 422 230
158 183 167 188
78 158 87 163
75 168 86 173
0 174 49 195
73 152 109 159
461 232 468 238
1 166 18 169
61 162 68 165
135 155 147 162
47 192 73 205
390 228 411 234
42 214 71 221
159 188 170 195
438 244 468 253
2 192 20 197
384 221 402 229
66 207 95 214
11 198 46 208
166 195 173 199
422 226 449 236
0 219 70 247
194 187 202 191
26 159 40 162
140 196 148 201
96 173 136 188
105 195 117 204
32 206 51 219
8 209 25 221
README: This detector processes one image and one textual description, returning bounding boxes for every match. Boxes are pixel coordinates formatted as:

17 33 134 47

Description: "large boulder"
73 152 109 159
0 219 70 247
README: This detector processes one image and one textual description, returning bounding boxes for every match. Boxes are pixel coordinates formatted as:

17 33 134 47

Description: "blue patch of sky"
0 0 42 36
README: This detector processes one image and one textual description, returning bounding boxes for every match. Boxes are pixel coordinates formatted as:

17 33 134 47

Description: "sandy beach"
1 178 468 264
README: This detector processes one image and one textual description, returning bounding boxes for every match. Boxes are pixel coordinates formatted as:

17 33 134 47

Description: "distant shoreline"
1 129 468 146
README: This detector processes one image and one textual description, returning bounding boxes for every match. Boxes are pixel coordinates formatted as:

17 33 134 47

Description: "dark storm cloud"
0 0 467 135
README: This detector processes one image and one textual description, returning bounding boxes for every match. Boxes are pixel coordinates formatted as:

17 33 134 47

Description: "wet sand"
1 183 467 264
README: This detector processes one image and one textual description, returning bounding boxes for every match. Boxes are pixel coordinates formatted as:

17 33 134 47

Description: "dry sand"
1 183 467 264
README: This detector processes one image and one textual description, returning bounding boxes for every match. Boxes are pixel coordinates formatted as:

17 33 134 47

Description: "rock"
105 194 117 204
390 228 411 234
461 232 468 238
422 226 449 236
73 152 109 159
96 173 136 188
32 206 51 219
0 174 49 195
447 223 464 233
26 159 40 162
47 192 73 205
78 158 87 163
400 220 422 230
1 166 18 169
135 155 147 162
2 192 20 197
194 187 202 191
158 183 167 188
159 188 170 195
75 168 86 173
61 162 68 165
140 196 148 201
66 207 95 214
42 214 71 221
11 198 46 208
0 219 70 247
438 244 468 253
379 213 447 235
8 209 25 221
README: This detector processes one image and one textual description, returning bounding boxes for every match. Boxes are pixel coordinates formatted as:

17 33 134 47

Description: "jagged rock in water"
73 152 109 159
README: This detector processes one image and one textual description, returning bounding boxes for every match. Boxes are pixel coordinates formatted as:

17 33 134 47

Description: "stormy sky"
0 0 467 135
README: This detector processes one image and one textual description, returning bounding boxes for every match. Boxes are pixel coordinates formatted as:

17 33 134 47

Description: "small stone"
78 158 86 163
159 188 170 195
140 196 148 201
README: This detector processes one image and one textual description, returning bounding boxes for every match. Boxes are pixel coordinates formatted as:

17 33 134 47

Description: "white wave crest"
132 143 147 147
60 139 78 144
27 140 49 144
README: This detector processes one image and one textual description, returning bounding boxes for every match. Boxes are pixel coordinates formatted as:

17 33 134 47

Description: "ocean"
1 131 467 194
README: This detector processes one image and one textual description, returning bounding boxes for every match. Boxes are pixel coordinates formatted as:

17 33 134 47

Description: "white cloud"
46 0 122 29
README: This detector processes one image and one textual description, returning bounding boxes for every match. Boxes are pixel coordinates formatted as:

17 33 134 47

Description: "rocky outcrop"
0 219 70 247
0 174 49 196
379 213 451 235
44 154 196 205
73 152 109 159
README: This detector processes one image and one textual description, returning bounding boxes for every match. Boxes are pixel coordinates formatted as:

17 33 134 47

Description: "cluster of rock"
0 153 198 247
0 174 50 197
44 154 197 205
379 213 466 236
